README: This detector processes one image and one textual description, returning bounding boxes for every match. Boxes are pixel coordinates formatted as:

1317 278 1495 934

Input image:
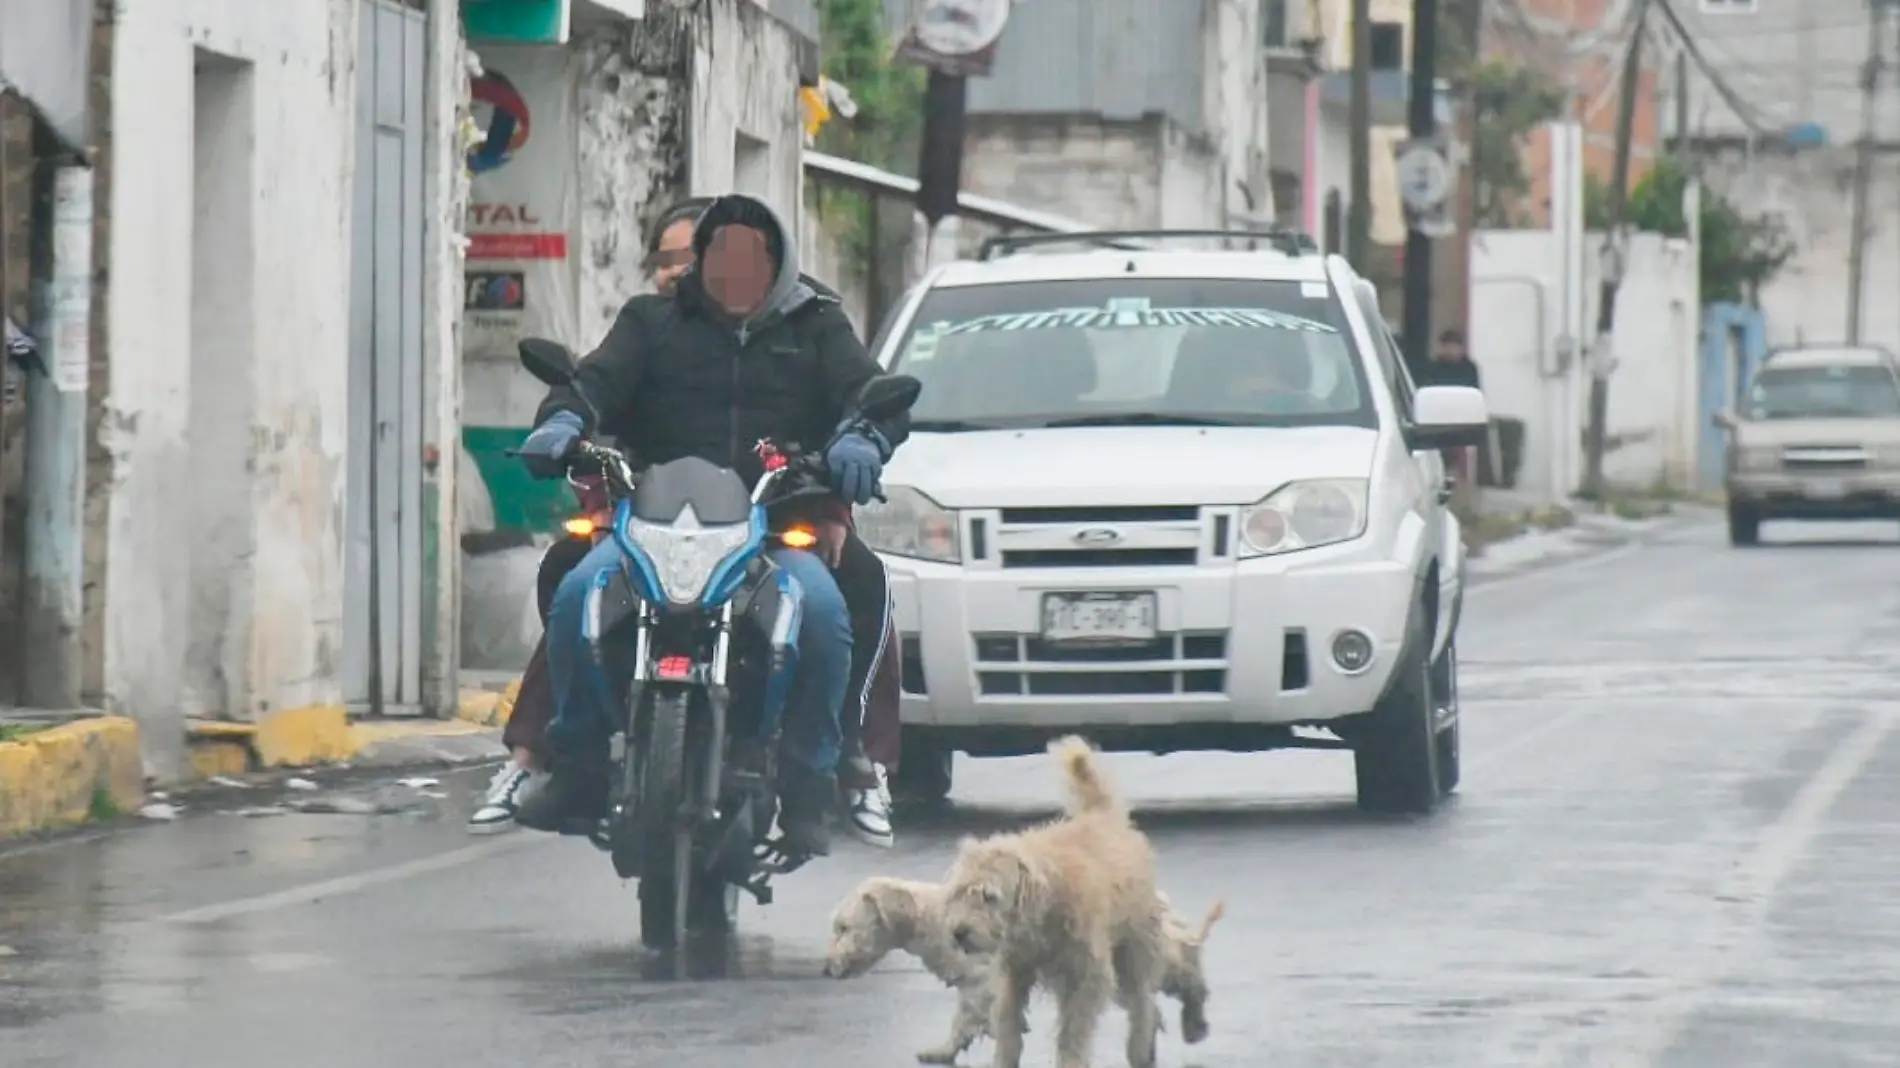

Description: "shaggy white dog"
937 736 1166 1068
823 875 1223 1064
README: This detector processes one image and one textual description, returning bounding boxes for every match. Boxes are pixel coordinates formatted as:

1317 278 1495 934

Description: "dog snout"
952 924 975 950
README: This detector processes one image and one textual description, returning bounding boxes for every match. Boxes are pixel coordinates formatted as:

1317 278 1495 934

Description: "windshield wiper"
1034 412 1254 428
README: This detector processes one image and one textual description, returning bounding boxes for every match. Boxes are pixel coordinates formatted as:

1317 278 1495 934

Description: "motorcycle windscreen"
629 456 753 526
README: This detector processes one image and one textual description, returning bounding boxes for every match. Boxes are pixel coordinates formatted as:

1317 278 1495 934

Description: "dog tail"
1050 735 1121 816
1195 899 1226 943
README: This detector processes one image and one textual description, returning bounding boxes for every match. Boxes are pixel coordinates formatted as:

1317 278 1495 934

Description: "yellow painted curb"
456 678 521 728
253 704 358 768
0 717 143 838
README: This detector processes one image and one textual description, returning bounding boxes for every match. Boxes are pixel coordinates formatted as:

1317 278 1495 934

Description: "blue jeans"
543 537 851 778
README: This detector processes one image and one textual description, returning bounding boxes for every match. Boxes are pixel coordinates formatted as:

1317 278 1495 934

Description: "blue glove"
825 422 891 505
520 411 583 480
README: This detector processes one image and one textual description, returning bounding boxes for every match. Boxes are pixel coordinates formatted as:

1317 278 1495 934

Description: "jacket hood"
690 194 816 331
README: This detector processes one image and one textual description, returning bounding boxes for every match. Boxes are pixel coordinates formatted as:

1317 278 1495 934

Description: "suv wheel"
1354 610 1442 815
1728 505 1761 547
1430 640 1461 796
892 731 954 805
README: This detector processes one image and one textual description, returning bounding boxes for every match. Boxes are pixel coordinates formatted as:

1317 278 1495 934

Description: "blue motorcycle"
516 338 921 949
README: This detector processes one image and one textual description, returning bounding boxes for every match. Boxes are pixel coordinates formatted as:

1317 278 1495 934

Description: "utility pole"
1399 0 1440 377
1846 1 1886 343
1348 0 1372 270
1579 0 1651 501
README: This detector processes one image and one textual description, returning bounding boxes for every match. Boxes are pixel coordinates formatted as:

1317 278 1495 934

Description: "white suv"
855 231 1490 814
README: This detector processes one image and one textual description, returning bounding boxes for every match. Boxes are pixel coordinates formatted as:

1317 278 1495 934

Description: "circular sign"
913 0 1013 58
1395 142 1451 214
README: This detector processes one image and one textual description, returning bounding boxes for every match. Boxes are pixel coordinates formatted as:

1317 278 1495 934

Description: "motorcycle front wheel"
636 687 691 950
633 687 738 948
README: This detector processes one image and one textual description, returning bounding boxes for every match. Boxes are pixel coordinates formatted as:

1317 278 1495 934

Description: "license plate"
1041 592 1157 644
1806 478 1847 499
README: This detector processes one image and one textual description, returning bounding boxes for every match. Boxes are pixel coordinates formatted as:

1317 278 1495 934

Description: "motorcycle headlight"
1238 479 1369 557
622 516 755 606
856 486 960 563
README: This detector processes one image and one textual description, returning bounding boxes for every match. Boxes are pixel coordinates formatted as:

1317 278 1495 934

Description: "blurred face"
646 219 696 296
1436 336 1467 362
700 223 776 317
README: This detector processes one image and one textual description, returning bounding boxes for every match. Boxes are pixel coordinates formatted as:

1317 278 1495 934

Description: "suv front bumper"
885 545 1420 734
1728 470 1900 517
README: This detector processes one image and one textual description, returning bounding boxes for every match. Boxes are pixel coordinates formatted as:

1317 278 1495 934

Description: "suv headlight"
1731 444 1777 471
856 486 960 563
1238 479 1369 557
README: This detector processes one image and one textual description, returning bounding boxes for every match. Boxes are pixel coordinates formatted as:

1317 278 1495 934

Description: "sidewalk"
0 676 525 840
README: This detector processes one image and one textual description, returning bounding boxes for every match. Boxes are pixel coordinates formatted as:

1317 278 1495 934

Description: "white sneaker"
468 763 539 835
845 764 895 848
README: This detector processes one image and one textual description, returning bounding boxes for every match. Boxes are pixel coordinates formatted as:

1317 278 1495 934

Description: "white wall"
1698 146 1900 352
463 0 806 432
1470 229 1701 501
107 0 359 776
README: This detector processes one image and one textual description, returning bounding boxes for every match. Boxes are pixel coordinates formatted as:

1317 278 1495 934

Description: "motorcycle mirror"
854 374 923 422
518 337 578 386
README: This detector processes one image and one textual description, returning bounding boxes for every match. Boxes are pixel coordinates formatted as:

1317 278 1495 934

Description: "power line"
1651 0 1776 134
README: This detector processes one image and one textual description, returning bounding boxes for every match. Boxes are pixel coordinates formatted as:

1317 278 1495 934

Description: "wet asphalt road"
5 517 1900 1068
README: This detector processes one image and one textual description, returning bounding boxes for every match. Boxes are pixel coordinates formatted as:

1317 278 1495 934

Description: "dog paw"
914 1049 958 1065
1182 1008 1208 1044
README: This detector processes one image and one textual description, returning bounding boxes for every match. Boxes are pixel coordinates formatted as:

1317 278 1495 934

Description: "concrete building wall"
1696 145 1900 350
105 0 361 776
1471 228 1701 500
961 113 1239 231
1666 0 1867 139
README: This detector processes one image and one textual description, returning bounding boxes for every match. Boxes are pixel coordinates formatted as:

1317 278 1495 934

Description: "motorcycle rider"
471 198 900 848
467 198 712 834
512 194 904 858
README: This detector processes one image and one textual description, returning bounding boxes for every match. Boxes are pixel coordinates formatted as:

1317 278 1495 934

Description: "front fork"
625 602 735 825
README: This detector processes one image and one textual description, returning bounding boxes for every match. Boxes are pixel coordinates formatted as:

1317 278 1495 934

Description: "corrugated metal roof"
883 0 1208 131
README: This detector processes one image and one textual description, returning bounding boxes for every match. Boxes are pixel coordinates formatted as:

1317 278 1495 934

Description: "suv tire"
1728 505 1761 547
893 731 954 805
1354 610 1442 815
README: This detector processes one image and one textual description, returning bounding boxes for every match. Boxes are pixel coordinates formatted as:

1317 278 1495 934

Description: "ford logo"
1073 527 1124 546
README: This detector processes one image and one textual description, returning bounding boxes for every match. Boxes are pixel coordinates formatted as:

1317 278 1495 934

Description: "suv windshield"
1745 364 1900 420
886 278 1375 431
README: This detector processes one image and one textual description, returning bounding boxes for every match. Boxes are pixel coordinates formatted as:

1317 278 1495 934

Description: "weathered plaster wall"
107 0 359 776
688 0 804 230
1697 146 1900 351
419 0 471 711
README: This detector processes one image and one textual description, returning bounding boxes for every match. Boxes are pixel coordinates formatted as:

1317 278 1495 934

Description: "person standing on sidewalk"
1419 328 1485 502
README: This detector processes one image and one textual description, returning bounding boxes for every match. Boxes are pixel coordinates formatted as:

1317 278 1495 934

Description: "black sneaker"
515 750 609 832
777 768 835 857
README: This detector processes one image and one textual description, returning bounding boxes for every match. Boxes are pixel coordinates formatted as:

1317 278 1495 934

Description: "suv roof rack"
975 228 1319 262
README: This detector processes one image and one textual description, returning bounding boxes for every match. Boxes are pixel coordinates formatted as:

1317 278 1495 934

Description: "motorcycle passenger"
474 198 901 848
468 198 713 834
512 194 904 858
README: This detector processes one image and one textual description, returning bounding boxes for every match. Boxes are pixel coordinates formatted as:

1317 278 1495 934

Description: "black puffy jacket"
536 195 907 498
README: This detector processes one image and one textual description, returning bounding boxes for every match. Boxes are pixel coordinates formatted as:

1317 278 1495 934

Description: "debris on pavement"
285 777 320 791
396 777 440 789
137 802 180 821
206 775 250 788
236 805 291 819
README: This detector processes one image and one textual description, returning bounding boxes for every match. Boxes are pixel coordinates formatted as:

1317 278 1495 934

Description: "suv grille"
990 505 1208 569
972 631 1228 696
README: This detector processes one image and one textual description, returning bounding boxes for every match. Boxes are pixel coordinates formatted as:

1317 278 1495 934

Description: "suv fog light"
1330 630 1375 675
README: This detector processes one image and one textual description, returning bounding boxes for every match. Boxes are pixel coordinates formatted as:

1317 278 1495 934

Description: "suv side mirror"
1407 385 1489 449
1712 408 1738 431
